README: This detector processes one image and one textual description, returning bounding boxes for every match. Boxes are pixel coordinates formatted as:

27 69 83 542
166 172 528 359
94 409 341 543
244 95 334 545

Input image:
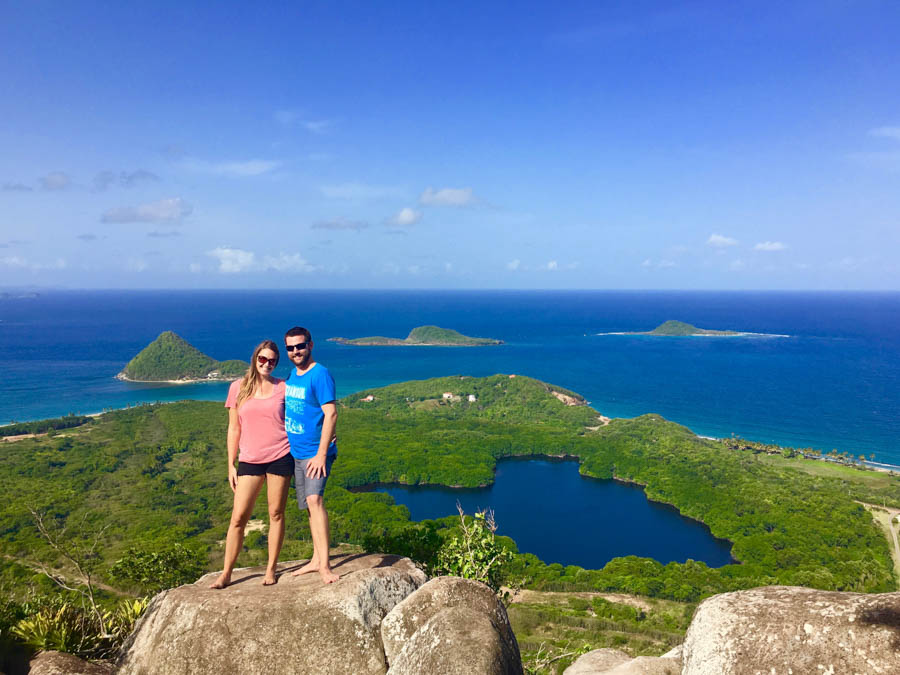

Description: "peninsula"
329 325 502 346
117 331 248 382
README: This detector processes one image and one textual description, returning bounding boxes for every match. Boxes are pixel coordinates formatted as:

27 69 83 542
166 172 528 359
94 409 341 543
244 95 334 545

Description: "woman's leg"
209 474 266 589
263 473 292 585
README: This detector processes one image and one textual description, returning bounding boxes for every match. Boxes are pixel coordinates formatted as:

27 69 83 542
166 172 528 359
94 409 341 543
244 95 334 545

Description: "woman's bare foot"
319 568 339 584
291 558 319 576
263 570 278 586
209 573 231 589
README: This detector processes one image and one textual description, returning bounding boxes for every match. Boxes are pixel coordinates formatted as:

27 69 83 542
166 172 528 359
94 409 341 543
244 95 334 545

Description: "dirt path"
503 588 654 612
859 502 900 585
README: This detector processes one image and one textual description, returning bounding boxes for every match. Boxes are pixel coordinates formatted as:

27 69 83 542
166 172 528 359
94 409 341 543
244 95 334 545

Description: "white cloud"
407 265 422 275
304 120 333 134
869 126 900 142
205 248 318 274
729 259 746 271
420 186 475 207
506 259 521 271
102 197 192 224
707 233 739 248
93 169 159 191
41 172 71 191
390 207 422 226
125 258 149 272
641 259 652 267
658 260 676 268
184 159 281 177
274 109 335 134
312 218 368 231
754 241 788 251
207 247 256 274
2 182 32 192
147 230 181 238
444 262 453 272
320 182 404 200
0 255 66 270
545 260 559 271
261 253 316 273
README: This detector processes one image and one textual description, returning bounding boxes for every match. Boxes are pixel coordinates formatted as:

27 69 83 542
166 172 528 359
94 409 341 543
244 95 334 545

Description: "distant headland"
117 331 248 383
329 325 502 347
598 320 788 338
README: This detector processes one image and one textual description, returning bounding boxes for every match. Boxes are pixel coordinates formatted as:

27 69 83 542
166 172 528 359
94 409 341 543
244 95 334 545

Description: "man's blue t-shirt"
285 363 338 460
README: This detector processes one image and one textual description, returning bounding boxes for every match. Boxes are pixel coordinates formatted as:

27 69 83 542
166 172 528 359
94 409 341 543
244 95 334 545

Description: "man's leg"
306 493 338 584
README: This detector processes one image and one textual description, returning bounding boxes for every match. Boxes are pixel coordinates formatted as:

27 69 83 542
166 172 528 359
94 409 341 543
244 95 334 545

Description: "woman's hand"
228 464 238 492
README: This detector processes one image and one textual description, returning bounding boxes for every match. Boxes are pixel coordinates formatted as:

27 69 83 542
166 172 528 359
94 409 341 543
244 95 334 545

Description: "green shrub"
110 544 206 593
434 505 513 594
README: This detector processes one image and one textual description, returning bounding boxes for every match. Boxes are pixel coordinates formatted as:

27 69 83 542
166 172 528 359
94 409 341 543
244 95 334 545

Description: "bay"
369 458 735 569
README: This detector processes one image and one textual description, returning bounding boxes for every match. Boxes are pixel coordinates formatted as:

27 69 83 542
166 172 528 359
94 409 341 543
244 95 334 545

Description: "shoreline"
115 373 238 385
595 331 791 338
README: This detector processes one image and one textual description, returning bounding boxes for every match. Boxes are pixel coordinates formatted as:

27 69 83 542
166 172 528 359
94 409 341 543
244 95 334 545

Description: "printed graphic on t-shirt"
285 383 306 434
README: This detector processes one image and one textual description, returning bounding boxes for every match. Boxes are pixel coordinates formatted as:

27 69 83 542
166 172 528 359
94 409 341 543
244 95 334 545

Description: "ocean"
1 290 898 464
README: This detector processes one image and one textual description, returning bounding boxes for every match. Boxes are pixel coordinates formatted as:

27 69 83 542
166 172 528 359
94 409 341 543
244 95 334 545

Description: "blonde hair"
236 340 279 408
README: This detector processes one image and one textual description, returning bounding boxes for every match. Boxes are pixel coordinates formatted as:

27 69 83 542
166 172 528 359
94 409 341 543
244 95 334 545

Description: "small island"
644 320 742 336
117 331 248 383
329 325 502 347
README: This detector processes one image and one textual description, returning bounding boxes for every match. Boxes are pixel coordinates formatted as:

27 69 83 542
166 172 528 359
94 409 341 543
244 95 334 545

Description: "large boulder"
563 650 680 675
118 553 426 675
563 648 631 673
682 585 900 674
381 576 523 674
28 651 115 674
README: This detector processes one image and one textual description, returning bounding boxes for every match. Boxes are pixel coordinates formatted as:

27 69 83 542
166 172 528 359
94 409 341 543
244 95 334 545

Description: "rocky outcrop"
28 651 115 674
117 553 426 675
562 649 680 674
682 585 900 674
563 648 631 673
381 576 522 674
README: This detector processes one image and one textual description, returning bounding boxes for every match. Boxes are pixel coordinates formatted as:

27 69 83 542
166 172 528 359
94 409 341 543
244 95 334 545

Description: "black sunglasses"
286 342 310 352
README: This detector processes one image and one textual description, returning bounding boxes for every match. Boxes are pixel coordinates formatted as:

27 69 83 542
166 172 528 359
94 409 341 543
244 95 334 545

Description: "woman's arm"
226 406 241 491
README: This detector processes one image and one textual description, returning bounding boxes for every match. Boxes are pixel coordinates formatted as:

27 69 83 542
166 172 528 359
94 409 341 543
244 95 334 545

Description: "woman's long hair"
236 340 279 408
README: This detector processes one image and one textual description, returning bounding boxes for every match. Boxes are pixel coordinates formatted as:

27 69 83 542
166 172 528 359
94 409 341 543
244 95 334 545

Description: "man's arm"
305 401 337 478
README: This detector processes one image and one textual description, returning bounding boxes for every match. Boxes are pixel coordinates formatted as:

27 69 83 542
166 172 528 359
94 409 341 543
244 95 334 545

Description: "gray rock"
603 656 681 674
118 553 426 675
381 576 522 673
660 644 682 660
563 648 631 673
682 585 900 675
28 651 115 674
385 605 520 675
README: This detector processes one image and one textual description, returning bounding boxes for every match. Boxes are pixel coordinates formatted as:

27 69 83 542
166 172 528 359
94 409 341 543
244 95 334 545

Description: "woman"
210 340 293 588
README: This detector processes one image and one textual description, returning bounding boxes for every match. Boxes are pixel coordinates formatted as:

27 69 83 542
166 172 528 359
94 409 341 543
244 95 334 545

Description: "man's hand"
306 454 328 479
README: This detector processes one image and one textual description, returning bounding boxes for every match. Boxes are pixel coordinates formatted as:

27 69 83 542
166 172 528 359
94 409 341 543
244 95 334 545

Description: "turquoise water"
369 458 734 569
1 290 899 463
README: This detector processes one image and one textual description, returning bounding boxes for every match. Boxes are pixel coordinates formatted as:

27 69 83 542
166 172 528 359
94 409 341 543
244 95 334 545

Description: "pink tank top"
225 379 291 464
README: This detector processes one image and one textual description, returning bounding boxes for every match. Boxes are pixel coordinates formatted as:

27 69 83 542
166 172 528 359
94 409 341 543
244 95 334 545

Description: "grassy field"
506 589 692 674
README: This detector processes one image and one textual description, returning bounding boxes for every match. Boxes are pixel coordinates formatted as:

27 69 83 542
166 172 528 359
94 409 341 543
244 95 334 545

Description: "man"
284 326 339 584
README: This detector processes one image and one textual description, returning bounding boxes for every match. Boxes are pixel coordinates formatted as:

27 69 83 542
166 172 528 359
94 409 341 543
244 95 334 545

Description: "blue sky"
1 1 898 290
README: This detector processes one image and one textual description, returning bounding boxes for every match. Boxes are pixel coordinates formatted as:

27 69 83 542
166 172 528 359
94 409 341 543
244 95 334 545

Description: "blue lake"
368 458 734 569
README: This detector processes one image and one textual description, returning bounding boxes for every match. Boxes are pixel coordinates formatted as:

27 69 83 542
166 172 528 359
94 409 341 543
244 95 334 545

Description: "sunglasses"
257 355 278 366
285 342 310 352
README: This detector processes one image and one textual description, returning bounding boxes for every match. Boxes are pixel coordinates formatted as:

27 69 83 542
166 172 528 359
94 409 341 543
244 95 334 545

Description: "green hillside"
117 331 248 381
648 320 741 336
2 374 895 616
330 325 502 346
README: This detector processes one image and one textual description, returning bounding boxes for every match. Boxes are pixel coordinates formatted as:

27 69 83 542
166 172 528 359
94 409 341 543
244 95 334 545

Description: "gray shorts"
294 454 336 509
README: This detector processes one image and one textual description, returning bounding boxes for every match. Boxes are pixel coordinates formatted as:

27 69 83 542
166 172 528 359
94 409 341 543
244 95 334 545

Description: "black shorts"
237 452 295 477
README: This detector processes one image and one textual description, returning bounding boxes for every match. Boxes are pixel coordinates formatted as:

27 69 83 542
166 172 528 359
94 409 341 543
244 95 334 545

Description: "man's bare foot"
209 573 231 589
291 559 319 576
319 568 339 584
263 571 277 586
